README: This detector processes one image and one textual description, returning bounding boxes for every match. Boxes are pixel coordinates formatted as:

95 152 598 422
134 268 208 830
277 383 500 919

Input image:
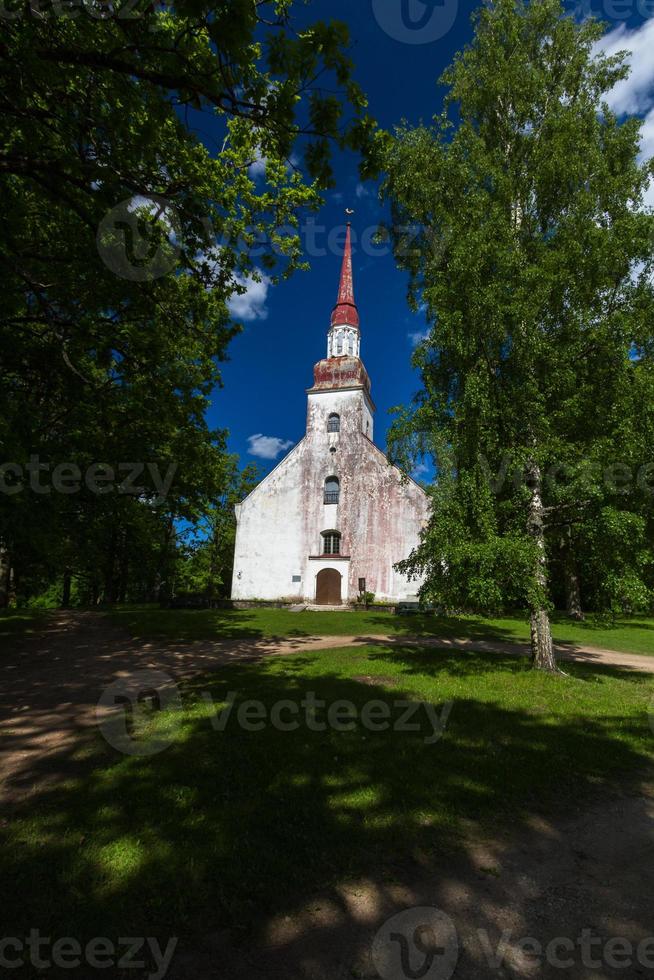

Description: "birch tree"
381 0 654 670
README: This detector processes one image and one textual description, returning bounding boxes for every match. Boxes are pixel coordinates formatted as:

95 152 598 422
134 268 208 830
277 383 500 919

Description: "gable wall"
232 387 429 603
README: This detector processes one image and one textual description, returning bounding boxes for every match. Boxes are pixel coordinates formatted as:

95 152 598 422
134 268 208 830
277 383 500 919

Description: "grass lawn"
2 642 653 970
0 607 49 641
107 604 654 656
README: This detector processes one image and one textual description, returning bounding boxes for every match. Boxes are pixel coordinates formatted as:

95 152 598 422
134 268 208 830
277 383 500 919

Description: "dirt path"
168 783 654 979
1 611 653 803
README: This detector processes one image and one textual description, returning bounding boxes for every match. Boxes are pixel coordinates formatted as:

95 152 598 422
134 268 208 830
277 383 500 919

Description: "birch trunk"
526 459 558 671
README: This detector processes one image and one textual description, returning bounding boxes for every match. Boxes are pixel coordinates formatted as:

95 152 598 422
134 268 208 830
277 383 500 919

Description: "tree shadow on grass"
549 612 654 633
366 643 654 684
364 612 526 642
108 607 269 642
1 651 653 978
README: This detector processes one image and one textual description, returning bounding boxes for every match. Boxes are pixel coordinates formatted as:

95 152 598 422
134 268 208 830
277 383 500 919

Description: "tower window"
327 413 340 433
321 531 341 555
324 476 340 504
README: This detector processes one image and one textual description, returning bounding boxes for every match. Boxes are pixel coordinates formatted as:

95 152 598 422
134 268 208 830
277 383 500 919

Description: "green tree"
0 0 372 601
177 461 259 599
381 0 654 670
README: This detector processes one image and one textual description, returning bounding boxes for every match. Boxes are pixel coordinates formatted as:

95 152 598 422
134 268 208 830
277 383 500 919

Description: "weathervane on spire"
345 207 354 218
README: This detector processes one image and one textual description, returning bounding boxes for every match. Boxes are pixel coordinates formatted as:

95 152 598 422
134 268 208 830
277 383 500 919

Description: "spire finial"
331 216 359 329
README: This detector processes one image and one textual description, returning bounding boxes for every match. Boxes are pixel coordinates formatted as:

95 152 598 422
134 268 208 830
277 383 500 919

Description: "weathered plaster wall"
231 440 310 601
231 380 429 604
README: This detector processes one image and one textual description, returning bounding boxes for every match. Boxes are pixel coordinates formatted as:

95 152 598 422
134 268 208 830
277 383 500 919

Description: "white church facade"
231 223 429 605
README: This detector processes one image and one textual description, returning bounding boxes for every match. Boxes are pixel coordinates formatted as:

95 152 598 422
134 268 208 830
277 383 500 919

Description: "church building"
231 223 429 605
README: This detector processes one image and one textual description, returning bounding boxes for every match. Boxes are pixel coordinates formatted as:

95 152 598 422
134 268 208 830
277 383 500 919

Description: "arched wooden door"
315 568 342 605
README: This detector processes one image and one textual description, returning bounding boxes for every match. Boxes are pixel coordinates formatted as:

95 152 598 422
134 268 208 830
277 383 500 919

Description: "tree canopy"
0 0 373 604
381 0 654 669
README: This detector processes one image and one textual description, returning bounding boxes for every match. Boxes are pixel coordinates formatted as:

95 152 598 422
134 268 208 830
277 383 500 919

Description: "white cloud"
412 462 430 480
594 20 654 208
408 329 429 347
594 19 654 116
249 149 299 179
228 273 271 321
641 104 654 159
355 182 371 199
248 150 267 180
641 107 654 209
247 434 294 460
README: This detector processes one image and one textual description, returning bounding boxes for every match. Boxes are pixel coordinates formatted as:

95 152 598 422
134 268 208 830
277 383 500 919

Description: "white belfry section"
231 221 429 606
327 325 360 359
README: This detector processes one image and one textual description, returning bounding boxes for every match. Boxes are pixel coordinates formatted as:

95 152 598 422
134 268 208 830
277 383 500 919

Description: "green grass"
0 608 50 640
108 604 654 656
2 642 653 973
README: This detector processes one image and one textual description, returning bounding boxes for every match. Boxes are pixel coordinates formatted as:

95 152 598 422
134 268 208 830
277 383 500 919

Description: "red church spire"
331 221 359 329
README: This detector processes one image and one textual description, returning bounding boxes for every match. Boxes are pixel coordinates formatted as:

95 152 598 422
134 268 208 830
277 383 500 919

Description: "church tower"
307 221 374 445
231 221 428 606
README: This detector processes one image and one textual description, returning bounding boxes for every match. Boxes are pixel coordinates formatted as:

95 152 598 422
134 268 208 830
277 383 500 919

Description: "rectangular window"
323 533 341 555
292 575 301 583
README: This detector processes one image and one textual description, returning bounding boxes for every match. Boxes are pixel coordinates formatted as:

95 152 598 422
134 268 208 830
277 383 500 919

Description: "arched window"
327 413 340 433
321 530 341 555
324 476 340 504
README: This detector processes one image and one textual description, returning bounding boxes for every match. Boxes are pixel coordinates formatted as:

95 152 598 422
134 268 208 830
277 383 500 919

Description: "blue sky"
202 0 654 481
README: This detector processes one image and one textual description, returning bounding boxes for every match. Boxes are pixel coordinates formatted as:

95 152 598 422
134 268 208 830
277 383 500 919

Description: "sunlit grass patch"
108 604 654 656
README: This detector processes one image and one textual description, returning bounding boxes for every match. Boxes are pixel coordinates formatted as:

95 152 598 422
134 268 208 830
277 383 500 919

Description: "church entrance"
315 568 342 605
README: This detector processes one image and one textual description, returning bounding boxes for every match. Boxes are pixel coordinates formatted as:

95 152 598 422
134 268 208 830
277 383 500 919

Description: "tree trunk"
530 607 555 670
104 527 117 605
563 538 584 620
61 567 72 608
0 546 10 609
526 459 558 672
118 528 128 604
156 516 175 604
